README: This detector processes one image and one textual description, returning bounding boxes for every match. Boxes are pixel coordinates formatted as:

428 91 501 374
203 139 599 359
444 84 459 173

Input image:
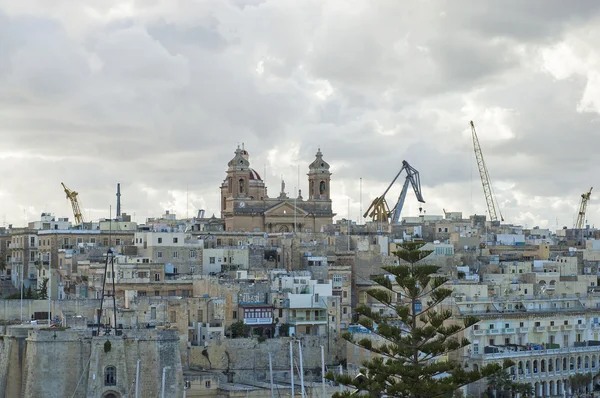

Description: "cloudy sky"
2 0 600 230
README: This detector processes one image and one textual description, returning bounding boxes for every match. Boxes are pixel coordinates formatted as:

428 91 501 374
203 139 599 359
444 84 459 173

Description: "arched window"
319 181 326 194
105 366 116 386
239 179 245 193
228 177 232 193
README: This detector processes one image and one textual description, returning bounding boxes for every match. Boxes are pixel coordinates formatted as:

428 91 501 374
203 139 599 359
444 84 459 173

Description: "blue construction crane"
363 160 425 224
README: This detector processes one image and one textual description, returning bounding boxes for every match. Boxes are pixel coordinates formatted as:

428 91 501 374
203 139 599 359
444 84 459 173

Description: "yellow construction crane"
363 160 425 223
574 187 593 229
61 182 85 225
470 121 504 223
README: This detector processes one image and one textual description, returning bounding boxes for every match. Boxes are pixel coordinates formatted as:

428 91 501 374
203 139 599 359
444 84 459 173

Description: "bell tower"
221 145 251 213
307 148 331 200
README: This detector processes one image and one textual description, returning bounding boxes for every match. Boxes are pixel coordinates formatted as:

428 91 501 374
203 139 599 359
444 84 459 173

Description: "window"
489 339 494 345
115 239 121 246
151 307 156 320
173 251 178 258
578 319 583 324
169 290 177 296
158 238 163 244
535 322 540 327
333 274 342 283
173 237 178 243
564 320 569 325
233 311 237 319
157 251 163 258
210 257 216 264
190 251 196 258
343 291 348 298
169 311 176 323
550 321 555 326
279 309 283 317
138 291 147 297
105 366 116 386
90 238 96 244
205 380 211 388
154 290 160 296
182 290 190 297
519 322 524 327
154 273 160 282
343 307 347 314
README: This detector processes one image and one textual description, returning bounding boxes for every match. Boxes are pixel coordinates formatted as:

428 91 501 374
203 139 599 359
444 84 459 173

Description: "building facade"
220 146 335 233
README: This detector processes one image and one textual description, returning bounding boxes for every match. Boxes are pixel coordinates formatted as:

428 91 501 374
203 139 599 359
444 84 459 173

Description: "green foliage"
328 241 508 397
37 278 49 300
568 372 593 397
103 340 111 353
278 323 290 337
229 321 250 338
485 370 532 398
0 250 6 271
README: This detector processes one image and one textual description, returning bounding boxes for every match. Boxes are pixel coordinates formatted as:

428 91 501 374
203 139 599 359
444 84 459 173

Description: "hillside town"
0 146 598 397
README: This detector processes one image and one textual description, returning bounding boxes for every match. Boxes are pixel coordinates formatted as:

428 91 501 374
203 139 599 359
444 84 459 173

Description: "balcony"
476 344 600 360
593 323 600 329
503 328 516 334
518 327 529 333
563 324 573 331
289 316 328 325
489 329 501 335
243 317 273 325
535 326 546 332
577 324 587 330
472 329 485 336
550 326 561 332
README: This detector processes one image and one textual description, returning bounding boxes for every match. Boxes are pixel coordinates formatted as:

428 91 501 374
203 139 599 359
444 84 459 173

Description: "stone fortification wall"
86 329 183 398
0 326 29 398
0 328 182 398
23 329 91 398
0 299 100 322
191 335 337 383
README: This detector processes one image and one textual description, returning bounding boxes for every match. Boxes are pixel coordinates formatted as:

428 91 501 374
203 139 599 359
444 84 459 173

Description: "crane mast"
61 182 85 225
574 187 593 229
470 121 504 223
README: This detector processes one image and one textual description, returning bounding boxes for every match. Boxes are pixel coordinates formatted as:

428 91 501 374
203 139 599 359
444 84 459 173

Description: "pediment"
264 201 308 217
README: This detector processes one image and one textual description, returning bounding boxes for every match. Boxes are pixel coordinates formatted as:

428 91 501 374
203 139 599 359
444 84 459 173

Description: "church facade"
220 146 335 232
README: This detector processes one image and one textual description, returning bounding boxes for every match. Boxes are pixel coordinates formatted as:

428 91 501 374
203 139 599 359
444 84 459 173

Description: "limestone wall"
23 329 91 398
191 336 339 383
0 299 100 322
0 328 182 398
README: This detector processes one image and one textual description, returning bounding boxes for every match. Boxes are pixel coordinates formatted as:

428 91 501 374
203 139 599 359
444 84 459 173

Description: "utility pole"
135 359 141 398
161 366 170 398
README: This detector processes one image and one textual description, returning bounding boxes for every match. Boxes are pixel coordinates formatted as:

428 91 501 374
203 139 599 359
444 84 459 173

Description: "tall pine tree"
329 242 510 397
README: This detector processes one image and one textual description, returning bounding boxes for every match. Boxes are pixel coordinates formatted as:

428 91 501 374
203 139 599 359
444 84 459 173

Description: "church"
220 145 335 232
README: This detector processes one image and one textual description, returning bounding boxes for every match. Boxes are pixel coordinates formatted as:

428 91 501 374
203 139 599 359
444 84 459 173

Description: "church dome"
249 168 261 180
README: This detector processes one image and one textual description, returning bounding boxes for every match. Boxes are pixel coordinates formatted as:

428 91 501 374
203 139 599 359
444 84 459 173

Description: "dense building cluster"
1 147 599 397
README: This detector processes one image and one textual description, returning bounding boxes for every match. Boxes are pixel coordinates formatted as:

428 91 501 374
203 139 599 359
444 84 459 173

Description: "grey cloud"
3 0 600 228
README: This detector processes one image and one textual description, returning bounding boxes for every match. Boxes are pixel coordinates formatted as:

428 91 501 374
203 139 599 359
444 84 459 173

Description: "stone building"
220 146 335 232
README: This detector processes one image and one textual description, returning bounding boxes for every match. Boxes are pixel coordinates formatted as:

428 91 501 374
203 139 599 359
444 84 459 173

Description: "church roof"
249 168 261 180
